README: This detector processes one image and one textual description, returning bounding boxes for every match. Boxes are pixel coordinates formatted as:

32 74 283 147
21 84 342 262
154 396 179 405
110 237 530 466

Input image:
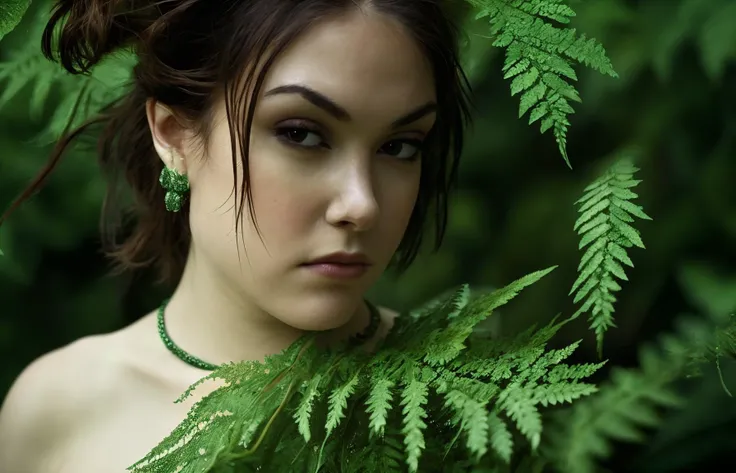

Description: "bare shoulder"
0 334 121 472
376 305 401 340
378 305 400 323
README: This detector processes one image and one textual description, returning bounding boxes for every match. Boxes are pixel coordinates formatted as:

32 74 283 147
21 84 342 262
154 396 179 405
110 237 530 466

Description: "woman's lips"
301 262 370 279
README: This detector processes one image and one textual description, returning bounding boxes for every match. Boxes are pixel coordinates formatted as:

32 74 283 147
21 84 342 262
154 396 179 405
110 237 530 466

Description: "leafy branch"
128 268 604 473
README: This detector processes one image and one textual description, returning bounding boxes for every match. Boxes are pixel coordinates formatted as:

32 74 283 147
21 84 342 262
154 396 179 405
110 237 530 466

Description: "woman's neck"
159 253 371 366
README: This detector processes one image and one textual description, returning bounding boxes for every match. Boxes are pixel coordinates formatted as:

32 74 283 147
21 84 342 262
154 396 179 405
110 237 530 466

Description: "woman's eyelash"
272 123 424 160
274 126 326 148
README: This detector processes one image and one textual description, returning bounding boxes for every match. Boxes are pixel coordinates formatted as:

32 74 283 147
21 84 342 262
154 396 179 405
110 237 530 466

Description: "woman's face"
184 9 437 330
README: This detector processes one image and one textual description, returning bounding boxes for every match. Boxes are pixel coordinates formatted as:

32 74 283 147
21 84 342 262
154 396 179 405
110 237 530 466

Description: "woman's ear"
145 99 189 175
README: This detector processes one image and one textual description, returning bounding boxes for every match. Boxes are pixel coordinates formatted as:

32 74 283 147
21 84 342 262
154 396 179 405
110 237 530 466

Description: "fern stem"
226 377 298 461
716 353 733 397
223 340 315 463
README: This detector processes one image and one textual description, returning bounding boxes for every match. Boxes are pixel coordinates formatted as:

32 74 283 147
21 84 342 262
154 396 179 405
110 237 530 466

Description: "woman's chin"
284 315 353 333
277 303 359 332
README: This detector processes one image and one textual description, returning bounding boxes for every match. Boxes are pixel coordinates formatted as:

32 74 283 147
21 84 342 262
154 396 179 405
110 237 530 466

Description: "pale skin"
0 8 437 473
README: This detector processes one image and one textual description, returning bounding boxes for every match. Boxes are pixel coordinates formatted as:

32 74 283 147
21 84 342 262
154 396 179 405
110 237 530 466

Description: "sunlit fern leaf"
0 0 31 42
129 340 311 472
366 376 395 438
293 373 323 442
441 318 602 463
422 268 555 368
421 284 473 365
544 360 606 384
452 315 564 380
570 156 651 355
498 384 542 450
325 372 361 436
400 379 430 473
129 270 600 473
467 0 618 167
483 267 558 314
443 388 490 460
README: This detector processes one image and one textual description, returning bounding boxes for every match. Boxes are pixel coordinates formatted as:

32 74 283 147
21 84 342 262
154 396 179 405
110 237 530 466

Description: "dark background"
1 0 735 471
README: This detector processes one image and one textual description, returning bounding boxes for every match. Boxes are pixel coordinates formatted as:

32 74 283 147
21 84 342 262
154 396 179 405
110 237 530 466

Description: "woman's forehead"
259 11 436 113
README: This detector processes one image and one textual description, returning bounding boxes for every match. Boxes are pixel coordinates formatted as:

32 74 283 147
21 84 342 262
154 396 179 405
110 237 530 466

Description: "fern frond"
419 267 556 368
0 4 135 142
570 156 651 355
544 361 606 384
468 0 618 167
442 317 601 463
130 269 600 472
294 373 323 442
498 383 542 450
0 35 65 116
353 433 406 473
487 410 513 463
129 338 313 472
0 0 31 42
400 379 430 473
442 388 490 460
325 373 361 436
32 50 136 144
544 313 736 473
366 376 395 438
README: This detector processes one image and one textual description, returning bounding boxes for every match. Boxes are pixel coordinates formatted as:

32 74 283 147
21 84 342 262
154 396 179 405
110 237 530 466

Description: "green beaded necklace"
157 298 382 371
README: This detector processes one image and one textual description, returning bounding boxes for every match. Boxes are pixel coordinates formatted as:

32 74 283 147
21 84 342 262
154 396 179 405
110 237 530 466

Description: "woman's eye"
380 140 422 160
275 125 422 160
276 127 323 148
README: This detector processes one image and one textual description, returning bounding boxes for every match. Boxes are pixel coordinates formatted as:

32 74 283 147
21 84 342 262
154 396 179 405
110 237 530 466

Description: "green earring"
159 166 190 213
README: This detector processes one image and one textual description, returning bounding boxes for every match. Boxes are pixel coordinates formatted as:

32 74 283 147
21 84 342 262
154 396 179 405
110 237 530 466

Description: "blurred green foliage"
0 0 735 471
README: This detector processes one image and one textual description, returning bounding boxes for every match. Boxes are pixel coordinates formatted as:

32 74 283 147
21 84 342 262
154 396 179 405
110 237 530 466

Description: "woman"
0 0 472 471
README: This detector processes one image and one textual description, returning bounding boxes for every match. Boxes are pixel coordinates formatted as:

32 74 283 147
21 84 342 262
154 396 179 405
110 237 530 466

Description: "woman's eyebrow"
264 84 437 129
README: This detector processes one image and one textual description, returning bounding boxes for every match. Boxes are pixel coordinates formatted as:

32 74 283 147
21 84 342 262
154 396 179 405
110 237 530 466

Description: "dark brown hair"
1 0 473 284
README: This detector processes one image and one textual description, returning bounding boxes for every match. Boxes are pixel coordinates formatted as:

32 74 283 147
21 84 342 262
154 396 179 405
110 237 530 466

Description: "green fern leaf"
357 434 405 473
480 266 558 314
0 45 64 113
544 362 606 384
33 50 135 144
531 382 598 407
487 410 513 463
400 379 429 473
325 372 360 436
128 270 603 472
294 373 323 442
469 0 618 167
570 156 651 354
544 314 736 473
422 268 556 367
443 389 490 460
0 4 135 142
420 285 473 365
498 384 542 450
0 0 31 42
366 377 395 438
